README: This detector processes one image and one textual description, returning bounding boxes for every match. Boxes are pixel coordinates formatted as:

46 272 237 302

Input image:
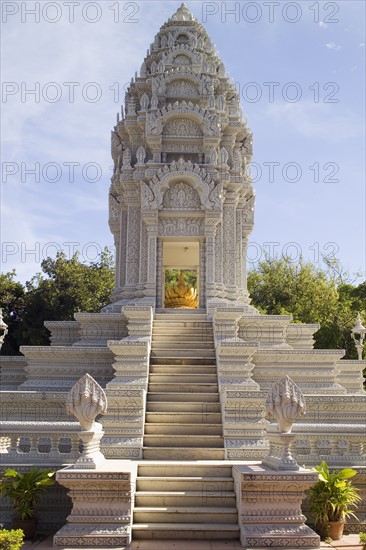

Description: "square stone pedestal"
233 463 320 549
53 460 137 547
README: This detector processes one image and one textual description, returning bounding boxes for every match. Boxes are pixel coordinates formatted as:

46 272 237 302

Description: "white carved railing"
0 421 81 464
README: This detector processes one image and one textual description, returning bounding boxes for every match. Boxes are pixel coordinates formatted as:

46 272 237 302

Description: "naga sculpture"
66 373 108 468
165 272 198 309
262 376 306 470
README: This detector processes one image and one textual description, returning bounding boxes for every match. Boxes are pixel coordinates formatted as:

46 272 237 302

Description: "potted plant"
309 460 361 540
0 467 55 539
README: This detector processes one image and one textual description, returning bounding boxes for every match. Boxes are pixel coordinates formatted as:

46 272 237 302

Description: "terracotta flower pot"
11 518 38 540
328 520 345 541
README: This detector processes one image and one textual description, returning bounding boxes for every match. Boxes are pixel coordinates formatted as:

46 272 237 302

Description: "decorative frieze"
73 313 127 347
233 464 320 548
252 349 346 394
0 356 27 389
18 347 115 391
44 321 80 346
336 359 365 394
54 463 136 547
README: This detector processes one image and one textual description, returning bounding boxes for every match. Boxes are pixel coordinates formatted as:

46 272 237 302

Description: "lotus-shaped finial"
66 373 107 431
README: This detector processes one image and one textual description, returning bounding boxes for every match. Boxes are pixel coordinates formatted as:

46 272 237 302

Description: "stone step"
149 371 217 384
133 506 238 524
132 523 239 540
151 342 214 350
145 412 222 423
151 350 215 358
149 373 217 384
135 489 234 507
152 329 215 345
142 447 225 460
144 423 222 435
137 464 233 477
147 392 220 402
155 309 207 315
153 324 212 330
148 383 218 393
149 365 217 375
145 401 221 413
150 357 215 366
154 316 208 321
143 435 224 448
152 330 214 345
152 326 213 332
136 476 233 491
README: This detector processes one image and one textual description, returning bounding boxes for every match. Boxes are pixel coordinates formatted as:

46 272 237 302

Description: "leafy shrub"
0 529 24 550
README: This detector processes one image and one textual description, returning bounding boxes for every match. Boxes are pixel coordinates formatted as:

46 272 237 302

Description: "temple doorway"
162 240 200 309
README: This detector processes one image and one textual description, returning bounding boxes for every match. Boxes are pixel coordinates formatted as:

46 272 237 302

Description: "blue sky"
1 0 365 283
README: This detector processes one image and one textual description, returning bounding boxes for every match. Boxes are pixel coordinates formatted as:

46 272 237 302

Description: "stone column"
236 208 244 300
199 239 206 308
143 211 158 300
222 191 238 300
156 238 163 308
125 205 141 287
119 208 128 289
139 221 148 291
215 222 224 296
242 234 250 303
205 211 221 300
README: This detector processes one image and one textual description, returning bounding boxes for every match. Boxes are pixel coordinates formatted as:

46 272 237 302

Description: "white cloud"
326 42 342 50
319 21 328 29
359 42 365 47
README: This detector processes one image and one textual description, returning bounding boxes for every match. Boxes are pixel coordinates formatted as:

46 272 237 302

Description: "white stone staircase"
132 310 239 540
132 463 239 540
144 310 224 461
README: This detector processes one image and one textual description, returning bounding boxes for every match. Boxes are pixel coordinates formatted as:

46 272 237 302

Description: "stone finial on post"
66 373 107 468
262 375 306 471
0 308 8 351
351 312 366 361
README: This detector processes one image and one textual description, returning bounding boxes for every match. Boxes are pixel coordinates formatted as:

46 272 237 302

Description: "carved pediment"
162 181 201 210
140 158 223 212
163 118 202 138
146 102 220 137
174 54 191 65
166 79 198 97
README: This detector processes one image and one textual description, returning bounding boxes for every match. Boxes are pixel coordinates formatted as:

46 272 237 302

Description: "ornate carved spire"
107 4 256 309
169 3 196 22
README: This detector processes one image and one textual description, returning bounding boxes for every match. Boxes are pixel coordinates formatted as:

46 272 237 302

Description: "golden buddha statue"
164 272 199 309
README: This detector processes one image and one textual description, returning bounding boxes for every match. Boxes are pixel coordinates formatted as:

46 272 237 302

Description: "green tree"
0 271 26 355
247 256 365 358
0 250 114 354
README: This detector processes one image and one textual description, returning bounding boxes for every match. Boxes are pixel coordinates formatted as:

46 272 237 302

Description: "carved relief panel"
162 181 201 210
163 118 202 138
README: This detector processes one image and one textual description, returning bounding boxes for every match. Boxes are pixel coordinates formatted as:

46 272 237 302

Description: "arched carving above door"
162 181 201 210
141 158 223 211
